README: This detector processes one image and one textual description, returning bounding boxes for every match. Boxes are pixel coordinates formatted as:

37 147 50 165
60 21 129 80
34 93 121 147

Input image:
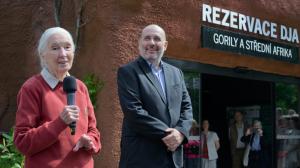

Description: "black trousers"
248 150 263 168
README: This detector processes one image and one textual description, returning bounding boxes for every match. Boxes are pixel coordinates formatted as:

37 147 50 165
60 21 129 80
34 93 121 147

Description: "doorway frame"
164 57 300 168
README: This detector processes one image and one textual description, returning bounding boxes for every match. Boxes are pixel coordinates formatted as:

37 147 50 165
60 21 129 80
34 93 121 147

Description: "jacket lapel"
163 62 172 105
137 57 167 104
162 61 177 126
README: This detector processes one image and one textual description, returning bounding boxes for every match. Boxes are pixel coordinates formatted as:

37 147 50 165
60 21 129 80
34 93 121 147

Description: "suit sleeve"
14 85 68 156
174 69 193 144
241 134 251 143
117 66 169 140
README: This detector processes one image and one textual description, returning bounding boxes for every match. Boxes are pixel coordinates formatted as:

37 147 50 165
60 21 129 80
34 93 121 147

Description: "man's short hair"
234 111 244 116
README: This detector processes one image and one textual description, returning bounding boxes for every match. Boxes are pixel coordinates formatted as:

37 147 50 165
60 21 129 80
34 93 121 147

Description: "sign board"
202 26 299 63
202 4 299 44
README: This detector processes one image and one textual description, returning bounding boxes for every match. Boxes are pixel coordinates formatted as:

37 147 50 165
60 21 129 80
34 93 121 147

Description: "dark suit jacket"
229 122 248 155
241 133 265 149
241 133 266 168
117 56 193 168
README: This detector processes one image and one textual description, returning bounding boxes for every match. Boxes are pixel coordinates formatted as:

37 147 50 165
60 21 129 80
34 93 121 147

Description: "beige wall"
0 0 299 167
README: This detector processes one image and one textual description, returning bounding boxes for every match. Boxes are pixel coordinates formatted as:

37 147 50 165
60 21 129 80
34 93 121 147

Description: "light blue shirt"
251 133 261 151
147 61 166 97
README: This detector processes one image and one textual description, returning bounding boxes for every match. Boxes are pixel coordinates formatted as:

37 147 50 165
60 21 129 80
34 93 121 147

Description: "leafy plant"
0 128 24 168
83 74 104 109
276 83 299 114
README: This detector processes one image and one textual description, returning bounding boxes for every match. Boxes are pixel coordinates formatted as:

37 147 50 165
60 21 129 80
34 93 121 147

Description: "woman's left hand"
245 128 251 136
73 134 96 152
257 128 263 136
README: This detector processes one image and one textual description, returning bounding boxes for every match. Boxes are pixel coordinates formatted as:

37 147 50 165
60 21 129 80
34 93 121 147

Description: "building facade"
0 0 299 167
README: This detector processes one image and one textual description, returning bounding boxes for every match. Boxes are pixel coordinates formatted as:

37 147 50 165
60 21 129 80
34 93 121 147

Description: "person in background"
200 120 220 168
14 27 101 168
229 111 247 168
285 115 300 168
117 24 193 168
184 120 201 168
277 109 300 168
277 116 289 168
241 120 265 168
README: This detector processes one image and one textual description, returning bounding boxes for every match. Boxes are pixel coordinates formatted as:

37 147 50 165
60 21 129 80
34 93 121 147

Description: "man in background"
229 111 247 168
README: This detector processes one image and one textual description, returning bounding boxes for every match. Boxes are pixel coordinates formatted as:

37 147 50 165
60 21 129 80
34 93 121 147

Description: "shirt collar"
145 60 164 72
41 68 70 90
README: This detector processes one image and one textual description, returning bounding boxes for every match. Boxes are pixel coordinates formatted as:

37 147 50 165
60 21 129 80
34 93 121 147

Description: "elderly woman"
241 120 265 168
13 27 101 168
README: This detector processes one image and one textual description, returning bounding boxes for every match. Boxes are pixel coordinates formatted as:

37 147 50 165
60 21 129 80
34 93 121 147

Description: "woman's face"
42 33 74 76
253 122 261 129
202 120 209 130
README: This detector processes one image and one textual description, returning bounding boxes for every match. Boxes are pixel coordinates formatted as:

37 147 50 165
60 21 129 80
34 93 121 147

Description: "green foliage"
276 83 299 114
0 128 24 168
184 72 200 123
83 74 104 109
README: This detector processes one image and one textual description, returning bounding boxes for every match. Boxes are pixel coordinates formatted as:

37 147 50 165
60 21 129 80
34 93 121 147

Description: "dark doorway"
201 73 273 168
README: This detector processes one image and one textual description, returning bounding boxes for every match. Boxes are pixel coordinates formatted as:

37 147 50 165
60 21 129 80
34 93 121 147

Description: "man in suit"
229 111 247 168
117 24 193 168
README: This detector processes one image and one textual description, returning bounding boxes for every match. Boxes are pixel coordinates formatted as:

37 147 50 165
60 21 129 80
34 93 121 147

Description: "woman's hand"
60 105 80 125
245 128 251 136
257 128 263 136
73 134 97 152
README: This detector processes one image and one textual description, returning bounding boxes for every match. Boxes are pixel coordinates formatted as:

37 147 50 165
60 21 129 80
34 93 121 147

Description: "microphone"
63 76 77 135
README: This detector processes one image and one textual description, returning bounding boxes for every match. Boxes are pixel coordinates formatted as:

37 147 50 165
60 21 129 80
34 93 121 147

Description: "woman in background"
241 120 265 168
200 120 220 168
184 120 201 168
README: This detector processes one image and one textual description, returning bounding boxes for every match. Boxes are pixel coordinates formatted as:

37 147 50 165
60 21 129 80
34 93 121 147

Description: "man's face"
234 112 243 122
138 26 168 62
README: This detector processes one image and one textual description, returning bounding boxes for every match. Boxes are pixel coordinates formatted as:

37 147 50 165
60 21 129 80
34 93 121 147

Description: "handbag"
243 143 251 166
243 133 254 167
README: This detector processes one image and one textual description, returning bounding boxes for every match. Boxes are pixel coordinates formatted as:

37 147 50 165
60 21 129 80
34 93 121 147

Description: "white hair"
253 120 262 128
37 27 75 68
